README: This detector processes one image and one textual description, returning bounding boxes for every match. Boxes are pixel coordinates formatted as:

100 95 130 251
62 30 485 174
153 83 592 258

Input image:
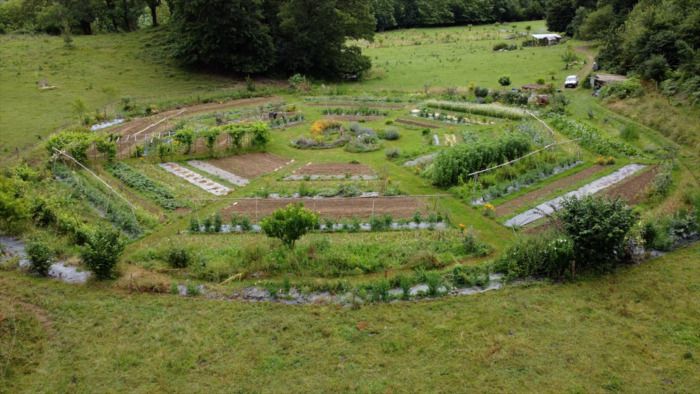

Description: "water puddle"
230 274 503 305
0 236 90 284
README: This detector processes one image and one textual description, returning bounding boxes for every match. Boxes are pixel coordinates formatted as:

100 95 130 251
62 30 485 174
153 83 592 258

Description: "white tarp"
159 162 231 196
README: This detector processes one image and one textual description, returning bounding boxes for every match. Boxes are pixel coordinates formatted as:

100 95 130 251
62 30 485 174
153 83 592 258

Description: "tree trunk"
150 5 158 27
80 20 92 35
122 0 131 31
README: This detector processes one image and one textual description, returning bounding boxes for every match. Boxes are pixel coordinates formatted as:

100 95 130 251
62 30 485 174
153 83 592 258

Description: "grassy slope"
2 243 699 392
0 29 238 152
354 21 571 92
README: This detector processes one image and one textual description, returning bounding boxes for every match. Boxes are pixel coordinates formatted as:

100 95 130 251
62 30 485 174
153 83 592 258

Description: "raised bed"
284 162 377 181
159 162 231 196
504 164 646 227
494 164 604 217
222 196 430 221
395 118 441 129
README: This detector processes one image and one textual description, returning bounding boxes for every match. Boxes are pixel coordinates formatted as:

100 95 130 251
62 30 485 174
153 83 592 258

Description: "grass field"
0 29 241 152
355 21 574 92
2 244 699 392
2 18 700 393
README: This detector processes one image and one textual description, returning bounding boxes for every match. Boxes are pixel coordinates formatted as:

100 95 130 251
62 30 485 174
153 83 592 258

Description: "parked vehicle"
564 75 579 88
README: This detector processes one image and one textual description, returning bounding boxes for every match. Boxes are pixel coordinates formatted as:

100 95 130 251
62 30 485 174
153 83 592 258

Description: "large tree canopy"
167 0 376 79
169 0 276 74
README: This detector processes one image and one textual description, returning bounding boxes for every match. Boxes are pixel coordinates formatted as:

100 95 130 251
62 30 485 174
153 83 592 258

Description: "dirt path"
574 45 596 80
496 165 606 217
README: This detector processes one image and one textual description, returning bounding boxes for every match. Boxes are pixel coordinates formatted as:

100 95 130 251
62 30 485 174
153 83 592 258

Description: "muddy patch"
229 274 503 305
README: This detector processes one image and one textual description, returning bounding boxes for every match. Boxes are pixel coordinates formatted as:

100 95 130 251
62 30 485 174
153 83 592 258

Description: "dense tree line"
546 0 700 102
0 0 164 34
168 0 375 79
370 0 547 31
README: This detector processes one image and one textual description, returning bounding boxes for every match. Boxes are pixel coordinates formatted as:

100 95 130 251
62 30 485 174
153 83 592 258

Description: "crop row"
547 115 638 156
106 162 184 210
54 165 143 237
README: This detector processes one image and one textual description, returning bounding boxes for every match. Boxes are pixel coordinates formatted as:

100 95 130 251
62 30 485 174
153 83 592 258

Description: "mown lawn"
1 243 698 393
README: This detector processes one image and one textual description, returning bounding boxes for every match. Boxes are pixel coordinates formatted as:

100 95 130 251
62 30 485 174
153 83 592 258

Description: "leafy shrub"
619 125 639 141
379 128 400 140
166 246 191 268
261 203 318 248
498 233 574 280
385 148 401 159
26 239 53 277
474 86 489 98
498 76 511 87
559 196 637 273
648 164 673 199
189 217 200 233
462 231 491 257
81 228 125 280
600 79 644 100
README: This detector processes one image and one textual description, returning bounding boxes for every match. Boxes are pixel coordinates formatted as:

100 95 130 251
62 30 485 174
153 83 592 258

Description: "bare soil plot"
395 118 441 129
524 166 659 234
601 166 658 204
495 165 607 217
223 197 429 221
294 163 375 176
504 164 646 228
205 153 293 180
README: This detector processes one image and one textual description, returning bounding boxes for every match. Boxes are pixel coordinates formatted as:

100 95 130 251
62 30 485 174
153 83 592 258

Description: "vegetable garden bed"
204 153 293 179
504 164 646 227
221 196 432 221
